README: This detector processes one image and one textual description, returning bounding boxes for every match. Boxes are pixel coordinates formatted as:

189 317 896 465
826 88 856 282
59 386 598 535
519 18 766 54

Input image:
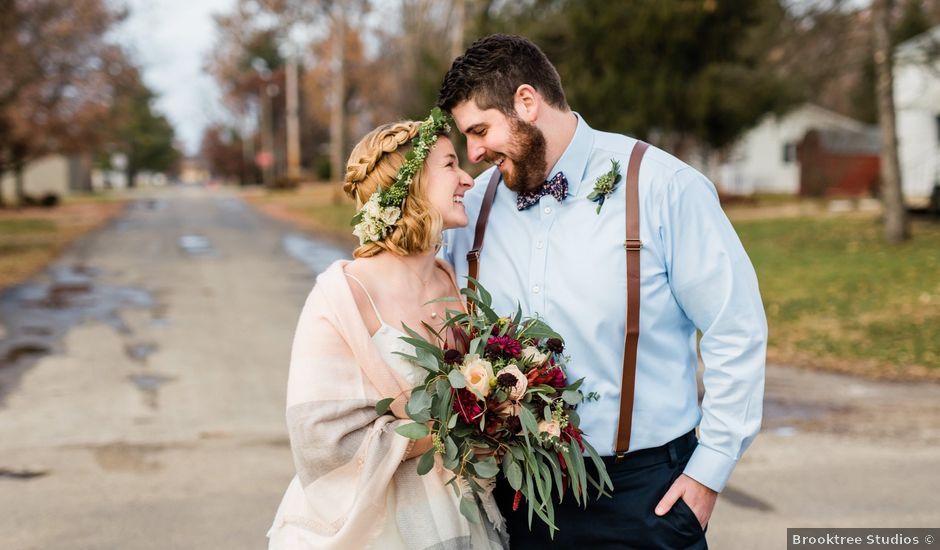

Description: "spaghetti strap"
344 273 386 326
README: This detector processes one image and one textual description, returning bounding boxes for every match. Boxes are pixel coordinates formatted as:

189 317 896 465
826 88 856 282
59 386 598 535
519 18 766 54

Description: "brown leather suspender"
615 140 648 459
466 168 501 291
466 141 649 458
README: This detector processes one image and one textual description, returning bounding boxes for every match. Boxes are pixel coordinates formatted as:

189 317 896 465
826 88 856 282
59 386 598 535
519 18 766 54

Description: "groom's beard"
487 117 547 194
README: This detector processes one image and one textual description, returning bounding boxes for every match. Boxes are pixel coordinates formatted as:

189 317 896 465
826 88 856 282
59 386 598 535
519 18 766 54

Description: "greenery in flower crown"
350 107 453 245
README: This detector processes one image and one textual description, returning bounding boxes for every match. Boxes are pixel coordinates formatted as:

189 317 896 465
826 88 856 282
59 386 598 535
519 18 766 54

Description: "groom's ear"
513 84 540 123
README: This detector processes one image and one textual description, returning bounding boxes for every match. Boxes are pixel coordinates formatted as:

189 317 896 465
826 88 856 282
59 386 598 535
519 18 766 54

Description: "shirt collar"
545 112 594 198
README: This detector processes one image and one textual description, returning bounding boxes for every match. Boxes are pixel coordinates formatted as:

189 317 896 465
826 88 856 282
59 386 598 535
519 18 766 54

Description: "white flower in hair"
380 206 401 226
349 107 452 246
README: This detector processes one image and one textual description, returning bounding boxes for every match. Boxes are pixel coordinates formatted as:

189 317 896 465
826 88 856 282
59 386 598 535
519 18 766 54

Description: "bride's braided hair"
343 121 443 258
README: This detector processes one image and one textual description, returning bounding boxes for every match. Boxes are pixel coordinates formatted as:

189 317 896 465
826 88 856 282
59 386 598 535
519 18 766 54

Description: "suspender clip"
624 239 643 251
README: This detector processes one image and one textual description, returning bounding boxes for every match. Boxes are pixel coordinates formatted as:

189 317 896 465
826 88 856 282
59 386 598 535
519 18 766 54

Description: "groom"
437 35 766 548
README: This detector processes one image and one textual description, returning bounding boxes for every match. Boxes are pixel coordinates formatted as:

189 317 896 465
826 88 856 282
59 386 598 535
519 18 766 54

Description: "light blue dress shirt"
441 114 767 492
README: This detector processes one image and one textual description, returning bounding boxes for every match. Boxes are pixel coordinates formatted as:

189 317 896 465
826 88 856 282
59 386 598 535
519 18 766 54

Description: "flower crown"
351 107 452 245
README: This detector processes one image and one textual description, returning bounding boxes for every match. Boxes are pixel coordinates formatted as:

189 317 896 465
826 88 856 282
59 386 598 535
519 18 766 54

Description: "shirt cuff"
683 443 738 493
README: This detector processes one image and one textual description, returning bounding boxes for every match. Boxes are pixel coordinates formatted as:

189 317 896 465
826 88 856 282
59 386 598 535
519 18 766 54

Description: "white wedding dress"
348 274 506 550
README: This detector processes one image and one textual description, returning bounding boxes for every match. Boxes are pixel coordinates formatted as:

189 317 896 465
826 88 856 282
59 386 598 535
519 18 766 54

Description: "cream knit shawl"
267 260 504 549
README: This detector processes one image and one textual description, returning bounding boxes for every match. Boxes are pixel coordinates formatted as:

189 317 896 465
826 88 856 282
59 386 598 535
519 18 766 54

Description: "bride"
267 111 506 549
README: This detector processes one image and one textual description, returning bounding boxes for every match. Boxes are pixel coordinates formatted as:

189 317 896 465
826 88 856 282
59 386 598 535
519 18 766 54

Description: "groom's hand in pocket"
654 474 718 530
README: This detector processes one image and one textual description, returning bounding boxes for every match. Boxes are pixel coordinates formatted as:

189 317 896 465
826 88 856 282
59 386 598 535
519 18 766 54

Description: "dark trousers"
494 431 707 549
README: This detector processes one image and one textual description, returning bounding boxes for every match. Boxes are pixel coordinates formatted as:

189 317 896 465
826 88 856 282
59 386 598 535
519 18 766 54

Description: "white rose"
538 420 561 438
521 346 548 365
367 219 385 242
380 206 401 226
497 364 528 400
364 195 382 218
461 354 494 399
353 221 371 243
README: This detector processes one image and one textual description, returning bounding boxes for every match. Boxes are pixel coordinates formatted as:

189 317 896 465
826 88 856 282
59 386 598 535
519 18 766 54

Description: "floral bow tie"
516 172 568 211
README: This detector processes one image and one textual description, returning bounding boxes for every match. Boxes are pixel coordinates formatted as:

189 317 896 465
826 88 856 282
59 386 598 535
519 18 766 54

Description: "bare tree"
873 0 911 243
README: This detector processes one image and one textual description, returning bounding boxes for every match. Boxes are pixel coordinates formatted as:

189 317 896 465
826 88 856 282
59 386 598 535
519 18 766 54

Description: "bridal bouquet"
375 280 613 537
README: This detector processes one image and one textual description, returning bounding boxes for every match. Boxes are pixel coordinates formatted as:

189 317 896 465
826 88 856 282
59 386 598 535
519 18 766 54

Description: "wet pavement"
0 185 351 550
0 264 155 404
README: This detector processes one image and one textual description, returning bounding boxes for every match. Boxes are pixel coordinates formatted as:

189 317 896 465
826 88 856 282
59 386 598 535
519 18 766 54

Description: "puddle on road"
761 397 848 436
128 372 175 409
0 466 50 480
0 264 156 403
282 233 349 274
179 234 214 256
129 198 166 212
125 342 159 363
218 198 247 212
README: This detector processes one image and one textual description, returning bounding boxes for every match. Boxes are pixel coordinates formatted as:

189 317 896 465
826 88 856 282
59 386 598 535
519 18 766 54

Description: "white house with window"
894 25 940 204
719 103 874 195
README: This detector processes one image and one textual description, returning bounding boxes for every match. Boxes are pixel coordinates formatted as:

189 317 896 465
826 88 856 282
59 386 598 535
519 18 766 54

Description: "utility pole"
286 51 301 182
451 0 465 62
330 2 346 201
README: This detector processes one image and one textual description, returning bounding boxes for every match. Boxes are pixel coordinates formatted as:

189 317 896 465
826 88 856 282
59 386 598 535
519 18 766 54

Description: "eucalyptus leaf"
374 397 394 416
472 456 499 479
435 377 450 397
520 319 562 340
447 369 466 389
394 422 430 439
406 389 432 423
415 348 440 373
565 378 585 392
445 437 458 462
561 390 582 405
506 460 523 490
459 497 481 524
400 335 445 361
417 448 436 475
584 440 614 493
518 406 540 436
467 336 483 357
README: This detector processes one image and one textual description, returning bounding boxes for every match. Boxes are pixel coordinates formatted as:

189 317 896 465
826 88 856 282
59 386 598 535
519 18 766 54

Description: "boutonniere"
586 159 622 214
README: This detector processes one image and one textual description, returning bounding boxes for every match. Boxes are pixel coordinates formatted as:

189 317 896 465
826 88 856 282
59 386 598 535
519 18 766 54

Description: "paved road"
0 185 937 549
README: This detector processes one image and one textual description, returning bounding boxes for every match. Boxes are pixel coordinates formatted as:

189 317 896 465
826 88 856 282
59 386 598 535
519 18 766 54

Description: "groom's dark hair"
437 34 569 115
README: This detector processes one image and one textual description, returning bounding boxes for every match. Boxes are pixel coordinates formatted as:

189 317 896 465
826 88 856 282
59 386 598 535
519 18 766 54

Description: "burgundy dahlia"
545 367 566 388
452 388 483 424
505 415 522 434
485 336 522 359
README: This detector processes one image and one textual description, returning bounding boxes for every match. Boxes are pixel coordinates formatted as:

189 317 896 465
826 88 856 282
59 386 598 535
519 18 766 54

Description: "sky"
113 0 236 155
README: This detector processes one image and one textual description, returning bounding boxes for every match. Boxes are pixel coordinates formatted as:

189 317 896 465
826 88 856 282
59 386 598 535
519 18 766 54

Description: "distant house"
719 103 878 196
894 26 940 204
0 154 87 204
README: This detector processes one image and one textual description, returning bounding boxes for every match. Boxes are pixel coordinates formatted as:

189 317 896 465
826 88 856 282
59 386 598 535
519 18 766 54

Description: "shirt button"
543 207 552 214
532 285 541 294
536 240 544 249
